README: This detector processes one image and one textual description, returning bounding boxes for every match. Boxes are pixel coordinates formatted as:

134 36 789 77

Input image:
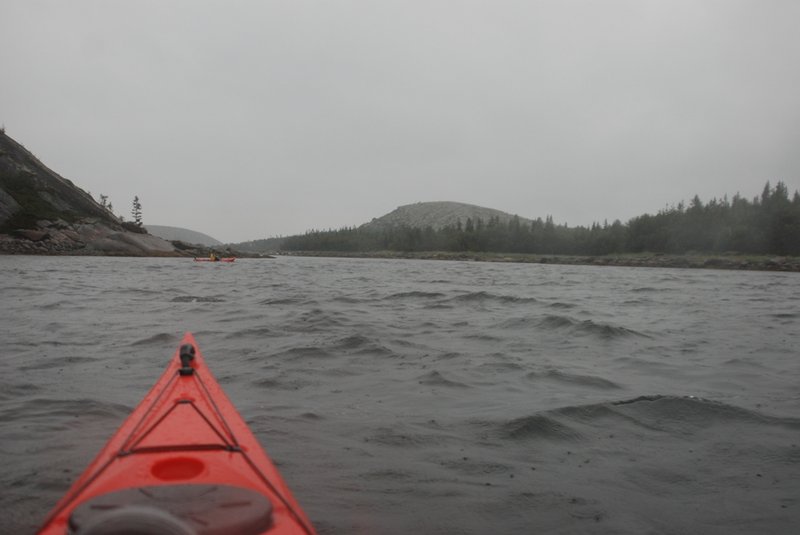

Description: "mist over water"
2 256 799 534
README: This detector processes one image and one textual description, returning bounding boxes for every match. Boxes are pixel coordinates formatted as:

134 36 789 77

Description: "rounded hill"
145 225 222 247
362 201 531 231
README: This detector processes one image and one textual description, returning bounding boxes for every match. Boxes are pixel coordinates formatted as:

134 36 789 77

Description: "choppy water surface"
1 256 799 534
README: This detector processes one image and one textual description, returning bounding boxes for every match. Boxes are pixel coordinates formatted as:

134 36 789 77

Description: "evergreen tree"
131 196 143 227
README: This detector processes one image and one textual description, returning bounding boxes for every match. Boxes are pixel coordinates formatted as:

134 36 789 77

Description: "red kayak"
38 333 316 535
194 257 236 262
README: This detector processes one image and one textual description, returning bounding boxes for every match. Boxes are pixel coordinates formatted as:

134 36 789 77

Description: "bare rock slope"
0 131 179 256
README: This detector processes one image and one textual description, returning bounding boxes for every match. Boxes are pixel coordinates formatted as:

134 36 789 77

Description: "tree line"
282 182 800 256
96 194 144 227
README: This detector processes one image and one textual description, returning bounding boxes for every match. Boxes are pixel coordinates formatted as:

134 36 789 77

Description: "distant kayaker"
209 252 218 261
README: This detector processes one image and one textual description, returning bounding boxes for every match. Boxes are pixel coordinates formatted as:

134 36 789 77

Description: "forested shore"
283 182 800 258
280 250 800 272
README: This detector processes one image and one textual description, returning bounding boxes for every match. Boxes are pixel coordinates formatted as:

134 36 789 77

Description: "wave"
333 335 394 356
358 469 414 482
289 309 347 331
363 426 460 448
39 300 68 310
332 296 371 304
0 397 131 424
499 414 583 441
170 295 225 303
606 395 800 431
476 360 525 373
496 396 800 443
258 297 310 306
129 332 177 347
312 367 360 377
422 303 454 310
335 334 374 350
0 382 43 401
448 291 538 304
121 287 166 296
418 370 469 388
463 332 503 342
1 285 45 293
438 458 512 476
630 286 678 293
500 314 650 340
18 354 101 371
273 346 334 361
250 377 282 388
384 291 447 300
498 315 563 330
721 357 769 369
546 301 577 309
224 326 274 339
251 376 315 391
527 369 622 390
576 320 650 340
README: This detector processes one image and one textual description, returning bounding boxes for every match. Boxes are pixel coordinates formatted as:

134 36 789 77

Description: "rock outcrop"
0 131 181 256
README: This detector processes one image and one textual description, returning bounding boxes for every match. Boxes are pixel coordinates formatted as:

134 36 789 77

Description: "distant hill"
362 201 531 231
146 225 222 246
228 201 532 253
231 237 286 253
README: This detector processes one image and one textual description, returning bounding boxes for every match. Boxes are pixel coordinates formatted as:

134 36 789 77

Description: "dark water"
1 256 799 534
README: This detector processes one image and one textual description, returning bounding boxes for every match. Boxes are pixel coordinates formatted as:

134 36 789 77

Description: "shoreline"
277 250 800 272
3 246 798 272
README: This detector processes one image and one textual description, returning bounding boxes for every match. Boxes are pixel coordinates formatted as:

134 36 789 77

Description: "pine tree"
132 196 143 227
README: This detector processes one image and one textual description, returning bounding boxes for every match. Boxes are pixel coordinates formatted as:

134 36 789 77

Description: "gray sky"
2 0 799 243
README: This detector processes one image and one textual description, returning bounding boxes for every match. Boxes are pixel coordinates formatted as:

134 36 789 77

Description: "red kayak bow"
38 333 315 535
193 257 236 262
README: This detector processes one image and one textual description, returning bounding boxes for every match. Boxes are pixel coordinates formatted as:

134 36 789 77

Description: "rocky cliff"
0 131 179 256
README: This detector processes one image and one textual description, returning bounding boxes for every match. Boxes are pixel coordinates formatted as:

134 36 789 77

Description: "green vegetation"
98 194 114 214
283 182 800 256
0 170 76 231
131 195 143 227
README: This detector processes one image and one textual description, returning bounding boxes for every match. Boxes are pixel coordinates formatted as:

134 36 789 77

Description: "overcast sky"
2 1 799 243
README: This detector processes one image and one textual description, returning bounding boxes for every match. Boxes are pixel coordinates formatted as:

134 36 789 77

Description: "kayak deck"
38 333 315 535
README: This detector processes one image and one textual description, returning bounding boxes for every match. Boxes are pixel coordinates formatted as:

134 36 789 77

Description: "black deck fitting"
179 343 196 376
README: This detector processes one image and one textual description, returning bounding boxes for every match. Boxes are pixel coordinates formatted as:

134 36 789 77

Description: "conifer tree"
132 196 143 227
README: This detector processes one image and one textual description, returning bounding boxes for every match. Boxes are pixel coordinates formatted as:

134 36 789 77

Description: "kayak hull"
194 257 236 262
38 333 315 535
